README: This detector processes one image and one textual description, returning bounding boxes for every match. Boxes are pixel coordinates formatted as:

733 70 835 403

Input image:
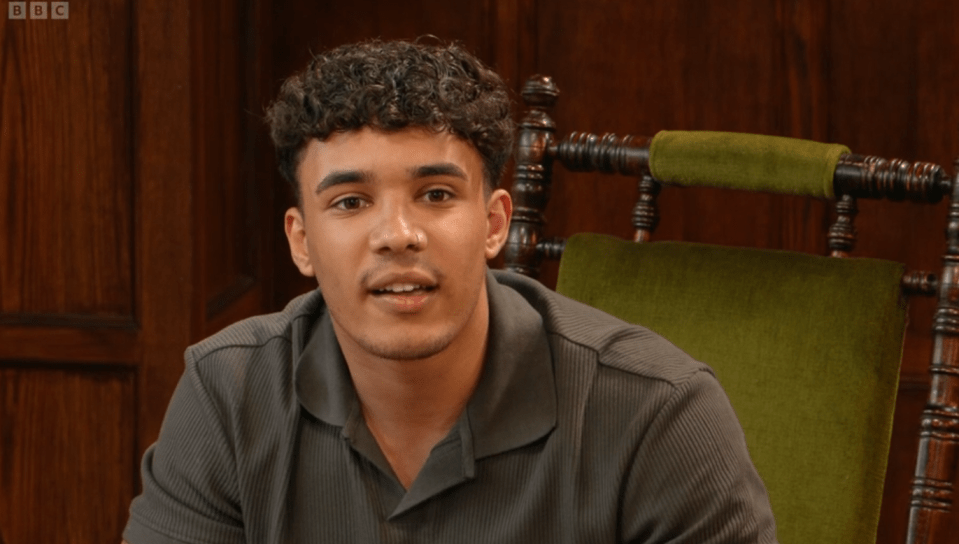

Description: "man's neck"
336 296 490 489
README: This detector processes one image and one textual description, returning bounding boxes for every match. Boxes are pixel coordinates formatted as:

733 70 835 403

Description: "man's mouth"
372 283 436 295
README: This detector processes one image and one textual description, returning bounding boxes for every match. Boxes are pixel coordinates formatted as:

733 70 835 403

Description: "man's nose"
368 203 426 253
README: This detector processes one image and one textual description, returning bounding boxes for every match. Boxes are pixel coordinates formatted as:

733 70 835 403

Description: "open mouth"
372 283 437 295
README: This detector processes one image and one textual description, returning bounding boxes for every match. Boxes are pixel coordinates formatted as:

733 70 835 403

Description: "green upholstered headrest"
648 131 850 198
556 234 906 544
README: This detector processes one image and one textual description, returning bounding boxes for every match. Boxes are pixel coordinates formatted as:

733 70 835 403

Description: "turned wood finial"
520 74 560 111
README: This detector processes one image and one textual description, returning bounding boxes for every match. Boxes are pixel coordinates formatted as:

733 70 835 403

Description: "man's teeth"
379 284 427 293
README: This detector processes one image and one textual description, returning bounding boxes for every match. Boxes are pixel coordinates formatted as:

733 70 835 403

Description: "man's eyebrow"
410 163 469 180
315 170 370 194
314 163 467 194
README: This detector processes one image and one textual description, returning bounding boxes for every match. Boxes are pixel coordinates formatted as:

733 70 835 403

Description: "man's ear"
285 207 315 277
485 188 512 260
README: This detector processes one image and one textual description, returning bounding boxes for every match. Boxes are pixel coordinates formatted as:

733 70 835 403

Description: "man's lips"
366 271 439 294
367 275 437 313
362 269 442 314
371 282 436 295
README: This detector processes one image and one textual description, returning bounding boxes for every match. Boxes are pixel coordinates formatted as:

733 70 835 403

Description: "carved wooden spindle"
552 131 649 176
834 154 949 203
907 158 959 544
633 173 661 242
504 75 559 278
827 194 858 257
901 271 939 298
536 237 567 261
549 131 657 243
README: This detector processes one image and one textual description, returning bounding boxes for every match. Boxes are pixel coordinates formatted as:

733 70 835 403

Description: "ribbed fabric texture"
648 130 850 198
557 234 905 544
124 270 777 543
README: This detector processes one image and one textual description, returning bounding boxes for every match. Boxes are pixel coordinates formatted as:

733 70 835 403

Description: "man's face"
285 127 512 361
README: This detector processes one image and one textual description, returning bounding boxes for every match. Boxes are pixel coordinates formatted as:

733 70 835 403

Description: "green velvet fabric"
648 131 850 198
556 234 906 544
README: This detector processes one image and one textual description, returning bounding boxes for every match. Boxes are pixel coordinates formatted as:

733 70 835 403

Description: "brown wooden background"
1 0 957 542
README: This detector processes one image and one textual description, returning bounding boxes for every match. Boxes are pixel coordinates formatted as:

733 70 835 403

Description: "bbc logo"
8 2 69 19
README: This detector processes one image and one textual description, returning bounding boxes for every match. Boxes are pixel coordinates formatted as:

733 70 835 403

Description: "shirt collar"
294 268 557 458
468 269 557 458
295 307 356 427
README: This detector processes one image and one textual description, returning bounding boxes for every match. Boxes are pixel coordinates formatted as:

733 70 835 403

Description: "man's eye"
424 189 452 203
332 196 365 210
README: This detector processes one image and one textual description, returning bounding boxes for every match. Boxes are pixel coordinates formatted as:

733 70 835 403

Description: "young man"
123 40 777 543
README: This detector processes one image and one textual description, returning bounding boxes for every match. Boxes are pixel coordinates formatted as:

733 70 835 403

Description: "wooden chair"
503 74 959 544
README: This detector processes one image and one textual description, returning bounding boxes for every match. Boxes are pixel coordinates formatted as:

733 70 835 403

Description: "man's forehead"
297 127 484 187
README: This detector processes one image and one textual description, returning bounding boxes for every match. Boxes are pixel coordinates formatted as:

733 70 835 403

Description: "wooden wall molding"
0 326 138 365
0 313 138 329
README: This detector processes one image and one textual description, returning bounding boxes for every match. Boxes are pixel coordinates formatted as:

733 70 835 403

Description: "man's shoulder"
188 289 323 366
174 289 326 420
492 269 710 387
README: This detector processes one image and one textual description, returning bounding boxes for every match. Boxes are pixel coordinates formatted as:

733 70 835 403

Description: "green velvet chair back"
503 74 959 544
556 235 906 544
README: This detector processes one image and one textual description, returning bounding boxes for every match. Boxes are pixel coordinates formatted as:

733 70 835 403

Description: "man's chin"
357 333 455 361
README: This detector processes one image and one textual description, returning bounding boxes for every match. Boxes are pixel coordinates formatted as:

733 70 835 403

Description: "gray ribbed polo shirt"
124 269 777 543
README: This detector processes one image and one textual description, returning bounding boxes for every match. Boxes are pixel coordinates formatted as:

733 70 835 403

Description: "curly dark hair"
266 39 514 204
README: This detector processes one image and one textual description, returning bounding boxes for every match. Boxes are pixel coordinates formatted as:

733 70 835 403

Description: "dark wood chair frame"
503 74 959 544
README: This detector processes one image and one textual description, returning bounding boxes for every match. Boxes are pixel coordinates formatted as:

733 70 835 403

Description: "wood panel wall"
0 0 273 542
2 0 957 542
